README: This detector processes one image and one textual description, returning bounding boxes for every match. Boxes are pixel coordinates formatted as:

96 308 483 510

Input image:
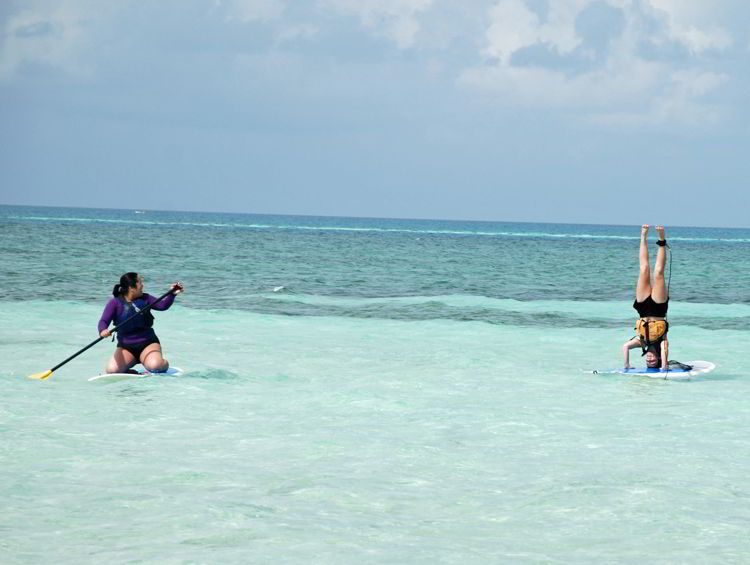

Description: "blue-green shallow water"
2 205 750 564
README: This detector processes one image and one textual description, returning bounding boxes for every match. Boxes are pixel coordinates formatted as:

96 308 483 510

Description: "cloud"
485 0 609 64
0 0 104 78
276 24 319 44
217 0 285 23
481 0 734 66
319 0 435 48
589 68 729 128
461 0 737 127
460 56 666 110
483 0 542 64
646 0 732 53
1 0 740 132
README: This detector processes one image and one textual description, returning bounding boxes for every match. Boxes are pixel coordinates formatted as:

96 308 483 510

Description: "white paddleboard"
586 360 715 380
88 365 184 382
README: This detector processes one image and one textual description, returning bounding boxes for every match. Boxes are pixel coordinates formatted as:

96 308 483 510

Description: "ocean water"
2 205 750 564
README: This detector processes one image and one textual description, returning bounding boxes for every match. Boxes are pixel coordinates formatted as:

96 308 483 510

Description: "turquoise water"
2 205 750 563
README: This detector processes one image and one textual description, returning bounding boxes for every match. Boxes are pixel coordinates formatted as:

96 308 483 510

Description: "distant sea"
2 205 750 564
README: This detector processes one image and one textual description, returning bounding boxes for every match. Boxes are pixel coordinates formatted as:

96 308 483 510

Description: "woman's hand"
100 329 111 338
171 281 185 295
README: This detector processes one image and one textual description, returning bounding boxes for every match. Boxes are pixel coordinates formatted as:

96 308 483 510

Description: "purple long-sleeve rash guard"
98 293 176 345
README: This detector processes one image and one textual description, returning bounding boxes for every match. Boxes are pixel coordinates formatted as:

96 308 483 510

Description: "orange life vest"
635 318 668 355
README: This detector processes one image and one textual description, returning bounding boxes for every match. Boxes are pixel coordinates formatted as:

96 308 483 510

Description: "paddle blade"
27 369 53 380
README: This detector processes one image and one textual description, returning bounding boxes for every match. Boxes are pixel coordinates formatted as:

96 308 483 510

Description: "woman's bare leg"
141 343 169 372
636 224 652 302
106 348 137 373
651 226 668 303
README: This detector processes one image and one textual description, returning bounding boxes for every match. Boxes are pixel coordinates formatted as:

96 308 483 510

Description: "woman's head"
112 272 143 298
645 344 661 368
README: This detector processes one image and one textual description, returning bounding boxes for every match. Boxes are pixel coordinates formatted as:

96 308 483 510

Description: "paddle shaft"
47 287 178 374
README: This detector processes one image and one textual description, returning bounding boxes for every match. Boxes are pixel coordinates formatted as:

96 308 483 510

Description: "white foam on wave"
8 214 750 243
254 292 750 320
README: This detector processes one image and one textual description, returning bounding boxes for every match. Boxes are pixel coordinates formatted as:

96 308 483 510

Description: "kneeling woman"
622 225 669 369
98 273 184 373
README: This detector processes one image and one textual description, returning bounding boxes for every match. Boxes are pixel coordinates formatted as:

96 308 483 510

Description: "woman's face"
646 351 660 368
130 276 144 298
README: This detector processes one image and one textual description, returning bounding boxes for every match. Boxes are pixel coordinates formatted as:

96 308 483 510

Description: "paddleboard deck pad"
587 360 715 379
89 365 184 382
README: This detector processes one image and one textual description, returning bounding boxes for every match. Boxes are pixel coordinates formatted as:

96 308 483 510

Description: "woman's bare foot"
641 224 650 239
655 225 665 241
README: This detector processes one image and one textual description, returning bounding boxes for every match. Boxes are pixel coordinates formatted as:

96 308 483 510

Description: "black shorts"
119 337 160 360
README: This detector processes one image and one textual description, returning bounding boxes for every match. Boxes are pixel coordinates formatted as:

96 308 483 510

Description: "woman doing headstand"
623 225 669 370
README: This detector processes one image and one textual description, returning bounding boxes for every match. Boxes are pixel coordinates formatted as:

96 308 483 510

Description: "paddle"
26 285 181 380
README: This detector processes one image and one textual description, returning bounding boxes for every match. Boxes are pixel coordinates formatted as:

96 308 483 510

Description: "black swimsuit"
120 337 160 360
633 295 668 318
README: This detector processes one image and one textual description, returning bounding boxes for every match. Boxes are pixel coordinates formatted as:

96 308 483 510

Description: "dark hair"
113 272 140 297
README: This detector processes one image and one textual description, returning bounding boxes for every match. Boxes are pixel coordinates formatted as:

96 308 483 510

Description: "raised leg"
651 226 668 303
636 224 652 302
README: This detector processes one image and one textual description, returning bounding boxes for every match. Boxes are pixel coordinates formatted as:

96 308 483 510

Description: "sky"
1 0 748 226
